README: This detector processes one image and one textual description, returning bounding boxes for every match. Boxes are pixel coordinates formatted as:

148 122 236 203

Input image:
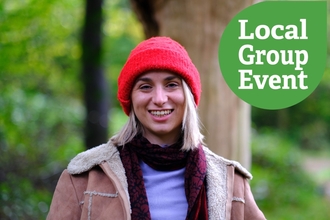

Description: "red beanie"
117 36 201 115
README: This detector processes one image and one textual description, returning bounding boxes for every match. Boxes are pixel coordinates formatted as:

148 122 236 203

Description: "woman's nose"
152 87 168 106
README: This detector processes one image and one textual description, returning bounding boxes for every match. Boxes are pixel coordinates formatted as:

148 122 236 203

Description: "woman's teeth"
150 110 172 117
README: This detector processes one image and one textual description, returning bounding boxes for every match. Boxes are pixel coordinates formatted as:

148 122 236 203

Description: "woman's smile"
149 109 173 117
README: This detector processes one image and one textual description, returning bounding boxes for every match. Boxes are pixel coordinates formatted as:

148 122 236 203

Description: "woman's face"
131 71 185 145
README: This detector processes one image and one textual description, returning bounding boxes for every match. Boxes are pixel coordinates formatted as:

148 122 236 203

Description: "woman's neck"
142 131 181 147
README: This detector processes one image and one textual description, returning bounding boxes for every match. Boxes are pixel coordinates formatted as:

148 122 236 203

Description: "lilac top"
140 160 188 220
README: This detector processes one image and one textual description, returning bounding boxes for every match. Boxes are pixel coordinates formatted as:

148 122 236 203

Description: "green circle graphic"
219 1 326 110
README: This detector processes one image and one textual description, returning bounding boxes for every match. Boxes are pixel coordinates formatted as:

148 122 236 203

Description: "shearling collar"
67 143 118 174
67 142 251 179
203 146 252 179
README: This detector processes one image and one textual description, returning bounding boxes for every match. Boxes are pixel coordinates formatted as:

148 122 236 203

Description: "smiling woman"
47 37 266 220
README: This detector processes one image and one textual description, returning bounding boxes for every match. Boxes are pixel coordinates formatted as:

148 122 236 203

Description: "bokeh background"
1 0 329 219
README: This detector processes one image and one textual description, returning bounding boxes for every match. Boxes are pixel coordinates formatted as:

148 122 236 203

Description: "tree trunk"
131 0 259 168
81 0 109 149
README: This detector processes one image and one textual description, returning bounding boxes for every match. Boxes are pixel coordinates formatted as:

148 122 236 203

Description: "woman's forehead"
135 71 182 82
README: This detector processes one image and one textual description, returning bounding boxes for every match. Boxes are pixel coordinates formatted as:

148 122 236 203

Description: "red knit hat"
117 36 201 115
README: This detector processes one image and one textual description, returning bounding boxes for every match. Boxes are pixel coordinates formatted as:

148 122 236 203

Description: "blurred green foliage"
251 131 330 220
0 0 329 219
0 0 142 218
0 0 85 218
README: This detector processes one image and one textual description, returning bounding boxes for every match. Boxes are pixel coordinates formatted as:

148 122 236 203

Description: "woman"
47 37 266 220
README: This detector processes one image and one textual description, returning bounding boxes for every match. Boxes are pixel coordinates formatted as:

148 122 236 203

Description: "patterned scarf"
118 135 208 220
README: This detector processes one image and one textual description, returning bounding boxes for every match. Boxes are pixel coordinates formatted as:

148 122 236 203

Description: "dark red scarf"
118 135 208 220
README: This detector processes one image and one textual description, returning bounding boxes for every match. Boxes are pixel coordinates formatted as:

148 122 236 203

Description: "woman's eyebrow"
136 75 180 83
164 76 180 81
136 77 152 83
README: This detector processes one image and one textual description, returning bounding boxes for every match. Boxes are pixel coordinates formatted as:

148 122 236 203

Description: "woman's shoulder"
202 146 252 180
67 142 120 175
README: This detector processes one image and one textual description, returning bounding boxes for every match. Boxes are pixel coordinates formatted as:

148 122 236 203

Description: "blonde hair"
110 80 204 151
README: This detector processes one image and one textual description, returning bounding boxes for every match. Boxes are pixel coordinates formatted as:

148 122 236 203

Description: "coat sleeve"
47 170 86 220
231 173 266 220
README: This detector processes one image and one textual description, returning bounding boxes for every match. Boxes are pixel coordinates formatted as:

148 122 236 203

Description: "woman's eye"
139 84 152 90
167 82 179 88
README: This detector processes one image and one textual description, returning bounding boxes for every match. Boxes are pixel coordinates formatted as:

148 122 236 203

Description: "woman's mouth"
149 110 173 117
